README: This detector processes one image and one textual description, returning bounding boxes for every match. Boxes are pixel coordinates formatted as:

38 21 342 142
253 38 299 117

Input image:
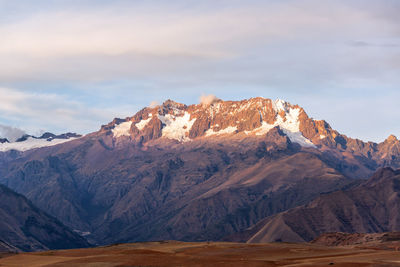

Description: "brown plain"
1 241 400 267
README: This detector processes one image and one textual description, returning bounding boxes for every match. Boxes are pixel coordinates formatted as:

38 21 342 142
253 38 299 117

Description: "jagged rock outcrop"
39 132 81 141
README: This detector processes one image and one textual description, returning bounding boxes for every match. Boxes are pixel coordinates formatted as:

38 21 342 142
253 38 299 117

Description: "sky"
0 0 399 142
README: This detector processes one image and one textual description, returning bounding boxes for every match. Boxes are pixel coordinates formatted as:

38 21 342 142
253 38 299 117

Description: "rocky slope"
311 232 400 247
235 168 400 243
0 184 90 252
0 97 399 245
0 240 17 253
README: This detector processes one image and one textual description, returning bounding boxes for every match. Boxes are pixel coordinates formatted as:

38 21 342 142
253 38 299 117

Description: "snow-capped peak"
107 97 317 148
0 132 81 152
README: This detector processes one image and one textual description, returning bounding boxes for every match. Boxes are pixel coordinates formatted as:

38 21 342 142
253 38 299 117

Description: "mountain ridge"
0 183 90 252
231 167 400 244
0 132 81 152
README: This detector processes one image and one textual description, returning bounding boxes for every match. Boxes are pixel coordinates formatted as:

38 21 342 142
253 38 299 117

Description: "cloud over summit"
0 124 25 142
200 95 220 106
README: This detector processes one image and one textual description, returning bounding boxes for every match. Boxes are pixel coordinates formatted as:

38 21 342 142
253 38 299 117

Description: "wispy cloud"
350 40 400 48
1 0 398 84
0 87 135 134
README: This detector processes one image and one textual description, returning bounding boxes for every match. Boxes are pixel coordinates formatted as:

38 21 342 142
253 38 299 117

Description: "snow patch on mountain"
245 104 316 147
275 107 315 147
158 112 196 142
135 114 152 131
284 131 315 147
0 137 78 152
276 107 300 132
112 121 132 137
272 99 287 112
206 126 237 136
254 122 276 136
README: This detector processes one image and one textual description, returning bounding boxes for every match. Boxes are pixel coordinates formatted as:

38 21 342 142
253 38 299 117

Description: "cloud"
0 0 399 141
199 94 219 106
1 0 399 86
350 40 400 47
149 101 159 108
0 124 25 142
0 87 136 135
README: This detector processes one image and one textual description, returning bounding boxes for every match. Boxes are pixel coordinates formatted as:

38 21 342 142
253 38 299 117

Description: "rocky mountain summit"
102 97 400 169
102 98 323 146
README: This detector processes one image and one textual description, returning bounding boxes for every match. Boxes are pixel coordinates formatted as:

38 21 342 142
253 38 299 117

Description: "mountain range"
1 97 400 250
0 132 81 152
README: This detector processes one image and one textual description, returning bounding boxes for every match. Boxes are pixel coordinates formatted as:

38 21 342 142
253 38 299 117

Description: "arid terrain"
1 241 400 267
